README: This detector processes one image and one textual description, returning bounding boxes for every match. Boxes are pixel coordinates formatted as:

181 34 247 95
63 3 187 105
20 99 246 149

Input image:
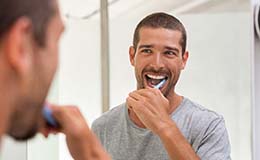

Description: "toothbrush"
154 79 166 89
42 104 59 128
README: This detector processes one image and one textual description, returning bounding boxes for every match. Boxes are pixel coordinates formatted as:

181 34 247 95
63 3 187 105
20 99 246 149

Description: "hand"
127 91 201 160
40 104 110 160
127 88 173 135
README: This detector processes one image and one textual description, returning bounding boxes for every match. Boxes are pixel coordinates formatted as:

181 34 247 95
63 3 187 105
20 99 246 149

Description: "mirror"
1 0 253 160
108 0 251 160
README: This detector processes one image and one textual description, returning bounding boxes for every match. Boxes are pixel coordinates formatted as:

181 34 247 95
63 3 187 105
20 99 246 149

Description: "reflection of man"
92 12 231 160
0 0 109 159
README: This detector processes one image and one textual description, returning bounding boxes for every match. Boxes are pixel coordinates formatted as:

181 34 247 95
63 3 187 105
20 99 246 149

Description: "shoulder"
181 99 231 159
92 103 126 131
181 97 224 122
177 98 227 137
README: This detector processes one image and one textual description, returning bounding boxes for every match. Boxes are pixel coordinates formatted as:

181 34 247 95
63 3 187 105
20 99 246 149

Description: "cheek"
169 61 182 76
42 47 58 83
135 62 145 76
52 48 59 70
49 42 59 70
134 55 148 70
50 52 58 80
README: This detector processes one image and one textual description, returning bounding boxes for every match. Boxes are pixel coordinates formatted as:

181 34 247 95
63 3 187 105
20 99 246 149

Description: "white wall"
109 12 252 160
1 137 27 160
179 13 252 160
57 18 102 160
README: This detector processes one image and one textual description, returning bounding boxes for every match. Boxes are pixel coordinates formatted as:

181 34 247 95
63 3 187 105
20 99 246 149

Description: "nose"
150 52 165 70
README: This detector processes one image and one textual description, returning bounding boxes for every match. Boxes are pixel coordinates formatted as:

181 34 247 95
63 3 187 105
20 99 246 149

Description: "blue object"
43 105 58 128
154 79 166 89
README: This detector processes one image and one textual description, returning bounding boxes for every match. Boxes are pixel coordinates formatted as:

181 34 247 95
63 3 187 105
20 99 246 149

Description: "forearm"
76 131 111 160
86 132 111 160
49 105 111 160
157 121 200 160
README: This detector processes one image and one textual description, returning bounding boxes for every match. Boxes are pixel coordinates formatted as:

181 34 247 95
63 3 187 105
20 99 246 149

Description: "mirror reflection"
1 0 252 160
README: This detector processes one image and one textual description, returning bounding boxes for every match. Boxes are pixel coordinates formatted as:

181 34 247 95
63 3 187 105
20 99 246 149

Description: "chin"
7 105 41 141
8 125 38 141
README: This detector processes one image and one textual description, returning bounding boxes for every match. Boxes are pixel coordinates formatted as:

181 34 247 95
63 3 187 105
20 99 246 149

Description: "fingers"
41 104 109 160
129 88 163 100
44 104 90 138
39 126 59 138
127 88 169 115
127 95 157 115
128 89 158 108
126 96 137 108
128 91 143 101
50 105 81 124
39 104 62 137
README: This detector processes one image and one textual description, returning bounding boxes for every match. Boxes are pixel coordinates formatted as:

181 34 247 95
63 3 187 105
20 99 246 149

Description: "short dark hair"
133 12 187 55
0 0 56 47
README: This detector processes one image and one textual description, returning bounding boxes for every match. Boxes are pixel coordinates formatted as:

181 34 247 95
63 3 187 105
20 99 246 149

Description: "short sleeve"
91 119 104 144
196 118 231 160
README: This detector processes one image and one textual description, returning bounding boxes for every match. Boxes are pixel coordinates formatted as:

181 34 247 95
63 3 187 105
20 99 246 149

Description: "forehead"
138 27 182 47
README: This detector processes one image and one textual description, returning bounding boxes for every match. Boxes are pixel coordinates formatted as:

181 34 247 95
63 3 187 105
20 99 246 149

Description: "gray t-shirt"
92 97 231 160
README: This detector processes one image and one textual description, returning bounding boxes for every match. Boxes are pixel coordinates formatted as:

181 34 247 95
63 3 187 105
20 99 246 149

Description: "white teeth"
147 74 166 80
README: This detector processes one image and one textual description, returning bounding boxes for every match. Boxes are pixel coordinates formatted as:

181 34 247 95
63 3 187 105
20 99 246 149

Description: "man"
0 0 110 159
92 12 231 160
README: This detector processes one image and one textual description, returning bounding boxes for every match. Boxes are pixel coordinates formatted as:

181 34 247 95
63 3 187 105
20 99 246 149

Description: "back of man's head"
0 0 58 141
0 0 56 47
133 12 187 55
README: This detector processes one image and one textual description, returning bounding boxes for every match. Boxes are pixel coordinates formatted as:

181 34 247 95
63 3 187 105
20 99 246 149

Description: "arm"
156 119 231 160
127 89 200 160
44 105 111 160
156 120 200 160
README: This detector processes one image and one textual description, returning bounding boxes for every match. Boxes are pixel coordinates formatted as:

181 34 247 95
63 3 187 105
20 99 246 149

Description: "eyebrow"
138 45 153 49
165 46 180 53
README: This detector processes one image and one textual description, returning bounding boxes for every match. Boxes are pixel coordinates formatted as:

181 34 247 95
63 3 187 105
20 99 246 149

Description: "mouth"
144 73 168 89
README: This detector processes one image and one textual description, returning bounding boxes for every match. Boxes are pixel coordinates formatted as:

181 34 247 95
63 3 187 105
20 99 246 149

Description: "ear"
181 51 189 69
4 17 34 75
129 46 136 66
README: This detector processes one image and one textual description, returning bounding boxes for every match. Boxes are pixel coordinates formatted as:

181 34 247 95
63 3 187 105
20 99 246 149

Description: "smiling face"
129 27 188 97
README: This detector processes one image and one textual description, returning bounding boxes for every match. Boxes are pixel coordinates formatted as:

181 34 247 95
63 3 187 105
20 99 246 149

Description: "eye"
141 49 153 54
164 50 176 56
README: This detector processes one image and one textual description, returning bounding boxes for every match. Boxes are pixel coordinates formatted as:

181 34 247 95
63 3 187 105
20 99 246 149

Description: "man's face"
129 27 188 97
7 4 64 140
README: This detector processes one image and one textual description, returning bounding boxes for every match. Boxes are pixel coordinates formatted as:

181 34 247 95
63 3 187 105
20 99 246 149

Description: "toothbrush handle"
42 105 59 128
154 79 166 89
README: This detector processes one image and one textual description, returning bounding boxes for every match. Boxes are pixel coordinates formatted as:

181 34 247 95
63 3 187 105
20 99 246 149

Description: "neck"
128 90 183 129
166 91 183 114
